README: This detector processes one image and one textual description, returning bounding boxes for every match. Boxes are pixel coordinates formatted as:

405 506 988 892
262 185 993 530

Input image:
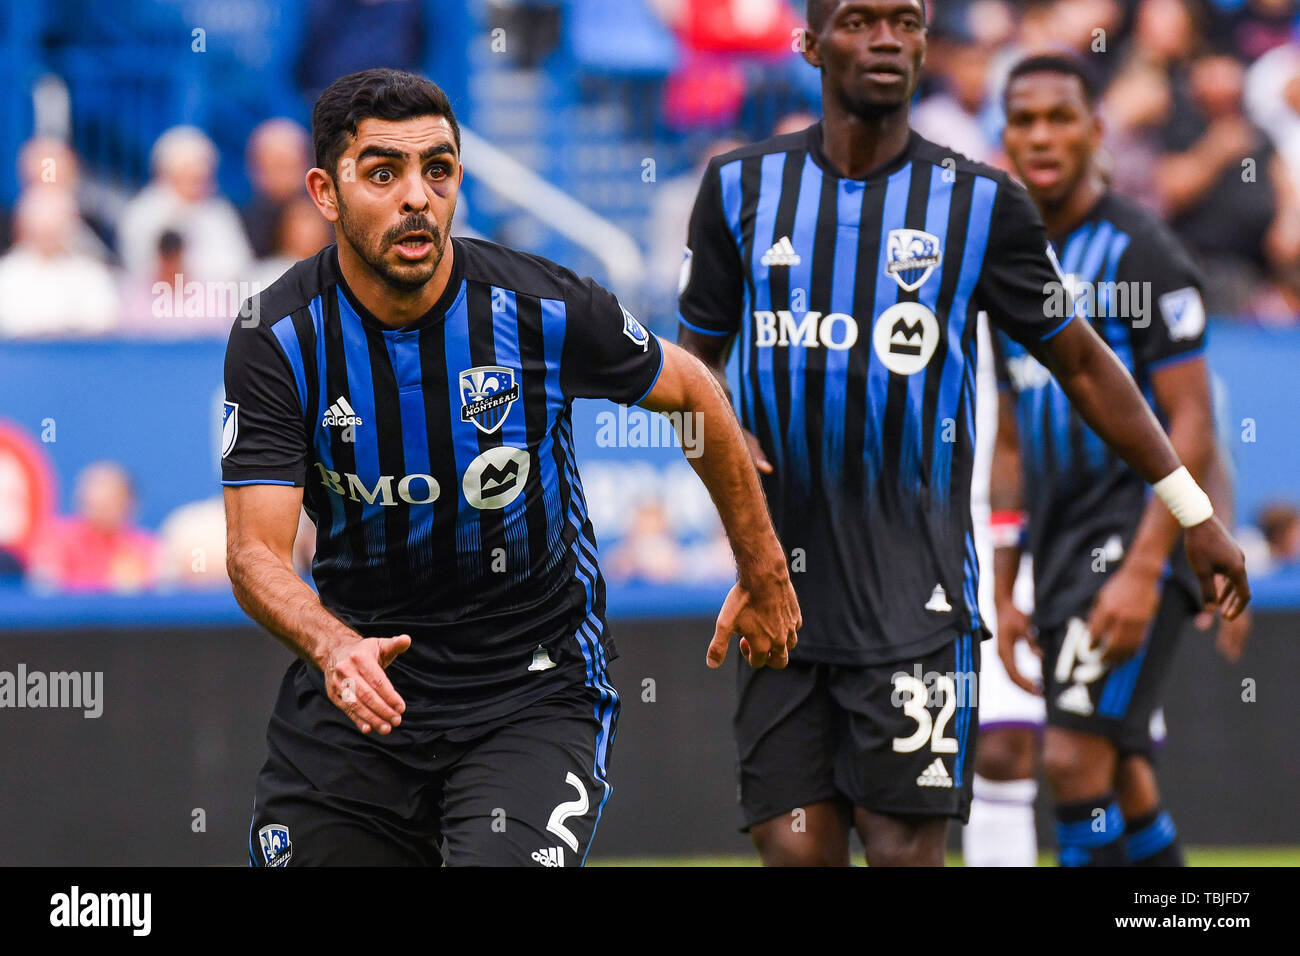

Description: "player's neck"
335 239 456 330
819 102 911 179
1039 170 1107 240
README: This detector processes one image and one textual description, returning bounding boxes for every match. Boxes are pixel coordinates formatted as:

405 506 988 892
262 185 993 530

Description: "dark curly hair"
311 68 461 178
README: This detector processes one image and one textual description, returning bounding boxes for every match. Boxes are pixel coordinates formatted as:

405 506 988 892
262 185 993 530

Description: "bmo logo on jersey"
314 462 441 505
753 311 859 350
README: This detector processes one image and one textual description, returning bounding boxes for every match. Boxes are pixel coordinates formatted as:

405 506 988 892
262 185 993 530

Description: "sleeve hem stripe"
678 315 733 337
631 342 666 406
221 479 299 486
1146 345 1206 372
1040 313 1076 342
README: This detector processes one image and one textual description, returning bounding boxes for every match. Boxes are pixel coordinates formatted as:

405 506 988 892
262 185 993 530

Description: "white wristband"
1153 466 1214 528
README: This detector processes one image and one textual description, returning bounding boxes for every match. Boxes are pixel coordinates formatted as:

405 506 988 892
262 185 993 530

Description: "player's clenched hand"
1183 515 1250 621
321 634 411 735
995 599 1041 695
707 573 801 670
1087 563 1161 665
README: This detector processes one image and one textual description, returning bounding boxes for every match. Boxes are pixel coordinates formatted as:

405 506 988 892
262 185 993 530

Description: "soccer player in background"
222 69 800 867
676 0 1249 866
982 54 1237 866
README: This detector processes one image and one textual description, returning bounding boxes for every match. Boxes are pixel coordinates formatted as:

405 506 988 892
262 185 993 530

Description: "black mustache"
388 221 440 243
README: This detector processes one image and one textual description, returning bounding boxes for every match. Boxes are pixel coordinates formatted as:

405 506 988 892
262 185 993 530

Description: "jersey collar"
805 120 917 182
329 238 465 333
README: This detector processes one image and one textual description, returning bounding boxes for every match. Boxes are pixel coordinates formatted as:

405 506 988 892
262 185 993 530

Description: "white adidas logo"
530 846 565 867
761 236 801 267
322 395 363 428
1057 683 1094 716
924 584 952 613
916 758 953 788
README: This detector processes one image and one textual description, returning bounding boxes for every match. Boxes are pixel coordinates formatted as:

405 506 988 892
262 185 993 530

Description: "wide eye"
427 163 448 181
371 167 394 184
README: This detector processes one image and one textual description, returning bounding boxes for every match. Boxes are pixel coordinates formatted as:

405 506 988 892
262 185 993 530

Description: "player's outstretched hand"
707 574 801 670
1087 563 1161 665
996 599 1041 695
321 634 411 735
1183 515 1251 621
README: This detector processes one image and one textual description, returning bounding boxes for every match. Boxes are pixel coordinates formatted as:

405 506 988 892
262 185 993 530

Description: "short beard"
833 82 912 124
336 191 451 294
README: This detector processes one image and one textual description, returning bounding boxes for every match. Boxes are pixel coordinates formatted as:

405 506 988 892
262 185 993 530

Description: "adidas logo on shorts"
531 846 565 867
916 758 953 788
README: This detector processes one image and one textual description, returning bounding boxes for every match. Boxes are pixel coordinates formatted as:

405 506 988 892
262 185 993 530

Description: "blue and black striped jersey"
222 238 663 728
678 122 1070 664
993 190 1207 631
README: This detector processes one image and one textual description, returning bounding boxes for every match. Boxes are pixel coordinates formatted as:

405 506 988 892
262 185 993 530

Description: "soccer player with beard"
676 2 1249 866
222 69 800 867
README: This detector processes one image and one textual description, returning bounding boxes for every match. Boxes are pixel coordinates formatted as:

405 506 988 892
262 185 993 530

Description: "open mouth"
1022 159 1063 187
393 231 435 259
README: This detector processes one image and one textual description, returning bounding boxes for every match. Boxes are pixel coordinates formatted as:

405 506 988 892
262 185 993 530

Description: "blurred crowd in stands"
2 0 1300 593
0 119 329 339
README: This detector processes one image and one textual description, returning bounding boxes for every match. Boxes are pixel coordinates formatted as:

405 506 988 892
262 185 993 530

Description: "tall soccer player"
676 1 1249 866
222 69 800 867
985 53 1232 866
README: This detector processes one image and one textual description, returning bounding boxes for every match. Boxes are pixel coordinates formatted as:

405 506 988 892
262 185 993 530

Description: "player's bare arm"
990 388 1040 693
677 326 773 474
1032 317 1250 621
639 340 801 669
1087 356 1217 662
224 483 410 735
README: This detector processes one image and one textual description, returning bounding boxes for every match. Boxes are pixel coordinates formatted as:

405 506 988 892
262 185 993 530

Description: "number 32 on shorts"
890 674 959 754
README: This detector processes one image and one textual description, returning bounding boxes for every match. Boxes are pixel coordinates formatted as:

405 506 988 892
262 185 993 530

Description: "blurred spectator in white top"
645 135 744 330
251 196 333 290
1245 40 1300 199
117 125 253 285
158 496 229 589
605 499 684 584
242 118 312 259
5 136 114 261
913 39 997 163
0 188 118 338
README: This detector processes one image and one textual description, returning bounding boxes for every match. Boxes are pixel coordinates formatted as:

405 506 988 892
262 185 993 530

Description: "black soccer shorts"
247 660 619 867
1039 584 1195 758
734 631 981 829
